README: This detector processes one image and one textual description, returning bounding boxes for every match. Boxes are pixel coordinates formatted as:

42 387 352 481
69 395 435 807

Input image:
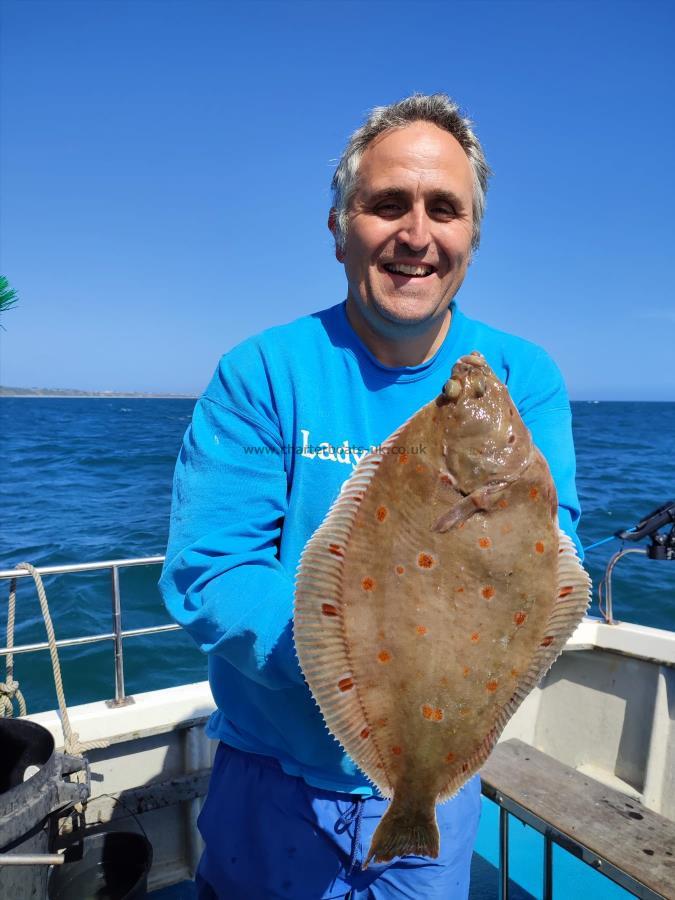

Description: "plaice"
293 351 591 867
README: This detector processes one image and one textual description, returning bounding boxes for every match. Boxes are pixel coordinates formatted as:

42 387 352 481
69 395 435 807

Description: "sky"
0 0 674 399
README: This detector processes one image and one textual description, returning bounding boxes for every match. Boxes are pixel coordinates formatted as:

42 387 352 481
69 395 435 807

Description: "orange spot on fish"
422 704 434 720
445 752 456 763
321 603 339 617
375 762 384 769
416 464 425 473
399 453 409 464
439 473 453 485
417 552 435 569
535 541 545 554
455 586 465 593
391 745 402 756
530 487 539 500
479 537 492 549
498 498 509 509
459 708 470 717
377 717 388 727
470 632 480 643
328 544 344 557
416 625 428 636
360 727 370 739
377 650 392 663
439 675 449 686
376 506 388 522
362 577 375 591
395 565 405 575
559 585 574 597
482 586 495 600
463 666 471 677
432 708 444 721
486 679 499 693
501 523 513 535
541 636 554 647
511 668 519 678
338 678 354 692
514 611 527 626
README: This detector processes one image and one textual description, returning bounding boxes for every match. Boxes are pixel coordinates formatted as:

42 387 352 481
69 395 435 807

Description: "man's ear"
328 208 345 262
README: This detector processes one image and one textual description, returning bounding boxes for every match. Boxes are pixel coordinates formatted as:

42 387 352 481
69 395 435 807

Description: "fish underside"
294 352 591 867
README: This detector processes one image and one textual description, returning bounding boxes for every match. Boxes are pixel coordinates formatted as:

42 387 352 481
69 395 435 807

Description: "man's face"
335 121 475 338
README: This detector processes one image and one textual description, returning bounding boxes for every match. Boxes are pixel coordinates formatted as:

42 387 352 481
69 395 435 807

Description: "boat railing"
0 555 173 707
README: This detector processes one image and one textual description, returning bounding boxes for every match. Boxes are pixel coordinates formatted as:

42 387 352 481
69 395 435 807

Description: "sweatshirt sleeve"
516 349 583 560
158 384 304 690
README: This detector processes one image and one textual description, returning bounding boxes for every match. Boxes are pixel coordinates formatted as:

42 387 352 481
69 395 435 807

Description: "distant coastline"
1 386 197 399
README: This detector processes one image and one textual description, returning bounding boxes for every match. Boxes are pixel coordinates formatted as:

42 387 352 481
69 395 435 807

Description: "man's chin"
371 297 450 331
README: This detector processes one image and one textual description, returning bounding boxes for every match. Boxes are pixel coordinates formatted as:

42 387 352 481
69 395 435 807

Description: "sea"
1 398 674 715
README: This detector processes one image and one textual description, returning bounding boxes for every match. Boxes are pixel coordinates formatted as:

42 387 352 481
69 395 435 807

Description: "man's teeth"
384 263 434 277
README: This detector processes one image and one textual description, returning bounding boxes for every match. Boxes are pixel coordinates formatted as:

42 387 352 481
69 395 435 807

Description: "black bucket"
48 831 153 900
0 718 89 898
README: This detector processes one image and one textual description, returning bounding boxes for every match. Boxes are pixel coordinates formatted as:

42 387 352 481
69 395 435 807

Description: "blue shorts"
196 742 481 899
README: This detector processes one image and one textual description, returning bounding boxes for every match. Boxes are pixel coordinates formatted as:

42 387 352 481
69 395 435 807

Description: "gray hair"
331 93 491 253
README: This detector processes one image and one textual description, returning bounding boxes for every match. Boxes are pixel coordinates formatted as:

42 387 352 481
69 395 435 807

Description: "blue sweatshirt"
159 299 581 794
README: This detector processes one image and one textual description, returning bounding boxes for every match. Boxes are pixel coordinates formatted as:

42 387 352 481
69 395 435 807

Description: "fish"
293 351 591 867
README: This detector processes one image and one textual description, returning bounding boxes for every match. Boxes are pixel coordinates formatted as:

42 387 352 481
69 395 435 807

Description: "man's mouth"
383 263 435 278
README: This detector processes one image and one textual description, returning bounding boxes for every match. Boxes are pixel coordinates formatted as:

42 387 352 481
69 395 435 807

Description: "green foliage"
0 275 18 329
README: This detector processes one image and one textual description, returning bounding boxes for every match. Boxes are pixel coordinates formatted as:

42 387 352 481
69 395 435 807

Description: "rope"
13 563 109 753
0 577 27 718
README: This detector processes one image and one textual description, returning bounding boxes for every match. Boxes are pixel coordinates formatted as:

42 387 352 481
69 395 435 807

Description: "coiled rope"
2 562 109 805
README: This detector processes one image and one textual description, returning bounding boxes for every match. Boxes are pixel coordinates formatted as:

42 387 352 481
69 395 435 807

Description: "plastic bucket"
48 831 153 900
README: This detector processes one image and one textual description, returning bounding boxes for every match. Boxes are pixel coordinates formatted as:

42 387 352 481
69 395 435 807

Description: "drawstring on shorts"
335 798 366 875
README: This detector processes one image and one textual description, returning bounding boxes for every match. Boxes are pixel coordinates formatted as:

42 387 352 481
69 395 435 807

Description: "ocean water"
1 397 674 715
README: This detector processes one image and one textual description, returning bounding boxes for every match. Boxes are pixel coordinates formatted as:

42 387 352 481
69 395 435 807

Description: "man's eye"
375 203 402 215
432 206 456 218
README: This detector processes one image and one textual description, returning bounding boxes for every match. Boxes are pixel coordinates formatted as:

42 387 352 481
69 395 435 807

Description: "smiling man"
160 94 582 899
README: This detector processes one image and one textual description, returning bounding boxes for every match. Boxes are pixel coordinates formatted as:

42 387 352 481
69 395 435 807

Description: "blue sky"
1 0 673 399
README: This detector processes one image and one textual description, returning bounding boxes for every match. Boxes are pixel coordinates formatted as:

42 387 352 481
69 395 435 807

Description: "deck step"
481 739 675 899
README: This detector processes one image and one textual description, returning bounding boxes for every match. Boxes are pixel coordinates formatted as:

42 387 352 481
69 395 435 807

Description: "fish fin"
432 481 508 532
364 795 439 868
294 449 395 797
437 527 591 802
432 494 486 532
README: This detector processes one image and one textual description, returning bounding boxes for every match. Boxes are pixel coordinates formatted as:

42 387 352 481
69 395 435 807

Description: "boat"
1 503 674 899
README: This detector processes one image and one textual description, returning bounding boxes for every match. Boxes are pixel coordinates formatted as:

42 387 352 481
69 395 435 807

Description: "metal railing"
0 556 173 706
598 546 647 625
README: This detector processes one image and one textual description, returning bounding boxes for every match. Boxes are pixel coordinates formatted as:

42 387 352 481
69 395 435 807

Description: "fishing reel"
615 500 675 561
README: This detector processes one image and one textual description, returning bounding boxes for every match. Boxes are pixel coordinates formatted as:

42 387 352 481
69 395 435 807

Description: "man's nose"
396 206 431 251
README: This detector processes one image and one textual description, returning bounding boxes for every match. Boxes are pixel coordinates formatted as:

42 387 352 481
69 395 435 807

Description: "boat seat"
480 739 675 899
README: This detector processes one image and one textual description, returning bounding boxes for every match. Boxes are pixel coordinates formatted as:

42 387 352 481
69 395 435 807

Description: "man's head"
331 94 490 255
329 94 490 348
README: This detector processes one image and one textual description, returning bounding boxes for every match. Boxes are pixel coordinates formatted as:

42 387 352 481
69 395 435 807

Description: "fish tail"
363 796 439 868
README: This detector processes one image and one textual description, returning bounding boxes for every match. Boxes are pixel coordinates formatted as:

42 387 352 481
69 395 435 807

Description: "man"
160 93 582 899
